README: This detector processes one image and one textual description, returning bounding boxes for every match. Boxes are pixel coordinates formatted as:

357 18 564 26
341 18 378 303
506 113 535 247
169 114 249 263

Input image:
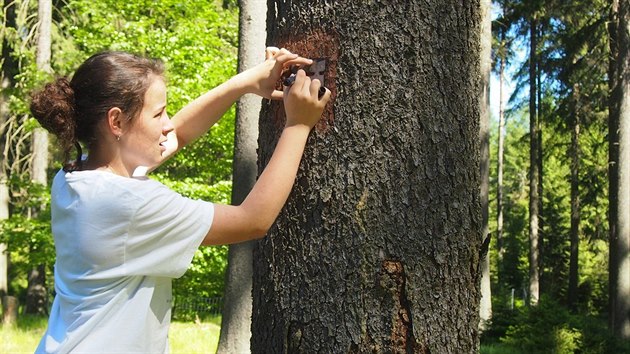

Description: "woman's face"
119 76 174 170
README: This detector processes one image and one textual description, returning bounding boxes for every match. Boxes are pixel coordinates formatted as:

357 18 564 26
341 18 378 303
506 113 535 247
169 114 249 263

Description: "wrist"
229 72 254 95
282 122 312 136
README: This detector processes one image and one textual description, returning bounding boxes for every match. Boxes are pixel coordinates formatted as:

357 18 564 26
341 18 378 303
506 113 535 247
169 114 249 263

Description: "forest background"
0 0 628 353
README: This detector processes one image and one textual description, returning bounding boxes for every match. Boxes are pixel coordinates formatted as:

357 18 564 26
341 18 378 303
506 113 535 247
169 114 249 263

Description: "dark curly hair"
30 51 165 171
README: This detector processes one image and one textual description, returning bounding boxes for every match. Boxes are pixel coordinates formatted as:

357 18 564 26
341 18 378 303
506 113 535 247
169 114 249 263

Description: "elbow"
248 215 278 240
250 223 271 240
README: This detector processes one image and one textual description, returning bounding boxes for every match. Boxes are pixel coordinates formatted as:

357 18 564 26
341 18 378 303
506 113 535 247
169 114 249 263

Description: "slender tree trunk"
216 0 266 352
252 1 483 352
568 83 581 311
608 0 620 336
24 0 52 316
528 16 540 306
536 24 544 293
497 32 506 267
609 0 630 339
0 0 18 303
0 85 8 301
0 178 7 298
478 0 492 331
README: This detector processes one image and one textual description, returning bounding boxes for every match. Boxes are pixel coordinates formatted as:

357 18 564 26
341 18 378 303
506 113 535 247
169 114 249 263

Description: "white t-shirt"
36 169 215 353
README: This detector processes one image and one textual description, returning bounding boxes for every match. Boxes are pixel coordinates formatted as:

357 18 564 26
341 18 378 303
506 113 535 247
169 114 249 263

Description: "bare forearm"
200 54 330 246
241 124 310 231
202 124 310 245
171 73 249 147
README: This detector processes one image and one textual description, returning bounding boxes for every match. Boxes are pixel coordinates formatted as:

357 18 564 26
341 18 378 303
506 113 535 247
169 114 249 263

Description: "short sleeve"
124 181 214 278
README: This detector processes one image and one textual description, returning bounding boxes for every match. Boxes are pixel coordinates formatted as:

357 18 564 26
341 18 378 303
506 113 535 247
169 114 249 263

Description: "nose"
162 113 174 134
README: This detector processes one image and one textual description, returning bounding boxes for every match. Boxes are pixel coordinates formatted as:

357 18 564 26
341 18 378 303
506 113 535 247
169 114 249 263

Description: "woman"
30 47 329 353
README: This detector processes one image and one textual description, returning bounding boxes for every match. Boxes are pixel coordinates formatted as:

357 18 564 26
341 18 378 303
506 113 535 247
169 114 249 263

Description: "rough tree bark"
528 15 541 306
479 0 492 330
609 0 630 339
252 1 483 352
216 0 266 352
24 0 52 316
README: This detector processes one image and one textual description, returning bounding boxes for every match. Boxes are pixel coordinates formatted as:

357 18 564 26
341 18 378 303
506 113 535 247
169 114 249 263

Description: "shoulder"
54 169 178 212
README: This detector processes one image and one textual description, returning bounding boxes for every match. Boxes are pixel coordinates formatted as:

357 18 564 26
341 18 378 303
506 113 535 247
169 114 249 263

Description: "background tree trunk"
0 0 18 304
0 180 7 298
568 83 581 311
2 295 18 324
528 16 541 306
0 84 8 301
479 0 492 330
497 27 506 268
609 0 630 339
252 1 483 352
24 0 52 316
216 0 266 352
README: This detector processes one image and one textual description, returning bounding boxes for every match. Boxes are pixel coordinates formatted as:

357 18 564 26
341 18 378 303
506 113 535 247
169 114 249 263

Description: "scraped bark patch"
272 31 338 133
381 260 426 354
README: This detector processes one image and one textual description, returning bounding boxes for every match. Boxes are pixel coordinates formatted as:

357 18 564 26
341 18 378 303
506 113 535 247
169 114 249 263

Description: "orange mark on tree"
273 31 338 134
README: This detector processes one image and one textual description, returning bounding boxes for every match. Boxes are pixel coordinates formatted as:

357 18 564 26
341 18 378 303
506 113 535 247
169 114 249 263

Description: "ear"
107 107 124 139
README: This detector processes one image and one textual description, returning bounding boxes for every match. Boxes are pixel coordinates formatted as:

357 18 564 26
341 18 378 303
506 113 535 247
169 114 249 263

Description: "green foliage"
0 178 54 298
63 0 239 182
481 343 525 354
490 0 611 324
487 297 630 354
1 0 239 308
59 0 239 302
488 112 530 290
502 298 582 353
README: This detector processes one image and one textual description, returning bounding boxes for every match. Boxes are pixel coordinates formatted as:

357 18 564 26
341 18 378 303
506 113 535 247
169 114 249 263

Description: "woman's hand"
283 69 331 129
243 47 313 100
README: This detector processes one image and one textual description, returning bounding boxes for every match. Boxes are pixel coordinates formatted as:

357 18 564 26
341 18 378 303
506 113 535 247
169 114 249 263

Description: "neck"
84 149 131 177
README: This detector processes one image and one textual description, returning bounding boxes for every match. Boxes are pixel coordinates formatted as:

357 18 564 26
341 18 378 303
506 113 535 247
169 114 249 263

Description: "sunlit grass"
0 315 222 353
170 315 222 353
1 316 47 353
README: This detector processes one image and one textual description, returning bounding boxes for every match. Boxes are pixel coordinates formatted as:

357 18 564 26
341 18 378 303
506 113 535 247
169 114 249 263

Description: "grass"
1 315 221 353
1 315 47 353
480 343 524 354
170 315 222 353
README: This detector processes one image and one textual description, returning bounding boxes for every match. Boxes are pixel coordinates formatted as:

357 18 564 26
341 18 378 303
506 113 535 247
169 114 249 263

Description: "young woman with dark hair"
30 48 329 353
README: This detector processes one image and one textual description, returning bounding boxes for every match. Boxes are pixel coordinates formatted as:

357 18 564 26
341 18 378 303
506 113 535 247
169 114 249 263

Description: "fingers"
266 47 312 67
265 47 279 59
264 46 326 101
285 70 328 103
270 89 284 100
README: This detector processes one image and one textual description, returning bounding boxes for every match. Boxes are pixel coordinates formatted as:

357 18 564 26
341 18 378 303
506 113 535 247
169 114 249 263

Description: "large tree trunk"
216 0 266 352
478 0 492 331
24 0 52 316
568 83 581 311
528 16 541 306
252 1 483 352
609 0 630 339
